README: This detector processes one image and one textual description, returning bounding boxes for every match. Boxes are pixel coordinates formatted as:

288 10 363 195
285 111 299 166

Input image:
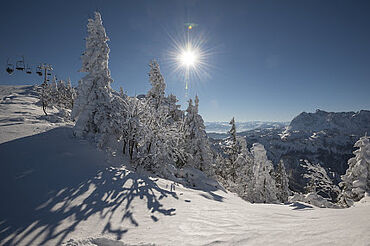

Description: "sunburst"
166 31 213 96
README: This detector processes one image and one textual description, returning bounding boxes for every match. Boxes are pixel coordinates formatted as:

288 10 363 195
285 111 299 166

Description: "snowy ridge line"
205 121 289 133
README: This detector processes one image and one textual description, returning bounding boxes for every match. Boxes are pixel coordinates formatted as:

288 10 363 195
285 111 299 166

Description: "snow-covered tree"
275 160 290 203
232 137 254 194
164 93 182 122
57 80 67 106
119 86 125 98
248 143 278 203
37 75 76 117
129 100 186 177
64 78 76 109
224 117 239 181
50 76 59 106
339 135 370 206
121 97 145 159
38 81 52 116
301 160 340 202
72 12 113 147
146 59 165 109
184 96 213 172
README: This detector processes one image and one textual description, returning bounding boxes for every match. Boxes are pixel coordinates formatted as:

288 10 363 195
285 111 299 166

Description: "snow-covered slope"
0 85 73 144
1 86 370 246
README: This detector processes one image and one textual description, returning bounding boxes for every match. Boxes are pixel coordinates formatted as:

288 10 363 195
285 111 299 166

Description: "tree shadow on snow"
0 127 178 246
289 202 314 211
199 191 224 202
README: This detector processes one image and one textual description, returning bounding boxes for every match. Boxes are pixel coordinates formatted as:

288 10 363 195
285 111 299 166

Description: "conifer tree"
226 117 239 180
275 160 290 202
339 135 370 206
249 143 278 203
184 96 212 171
39 81 52 116
147 59 165 109
165 94 182 121
119 86 125 98
50 76 59 106
66 78 76 109
72 12 113 147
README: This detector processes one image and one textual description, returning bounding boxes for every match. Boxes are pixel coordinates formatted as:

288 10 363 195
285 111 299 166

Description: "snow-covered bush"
37 76 76 117
56 78 76 109
120 98 186 178
301 159 340 202
339 135 370 207
101 62 187 178
289 192 340 208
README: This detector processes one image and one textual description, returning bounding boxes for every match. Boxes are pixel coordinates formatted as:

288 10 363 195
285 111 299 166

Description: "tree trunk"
122 140 127 155
42 102 48 116
129 140 134 160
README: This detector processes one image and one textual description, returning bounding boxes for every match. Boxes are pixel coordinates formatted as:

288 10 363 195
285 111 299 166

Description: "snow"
0 85 73 144
1 85 370 246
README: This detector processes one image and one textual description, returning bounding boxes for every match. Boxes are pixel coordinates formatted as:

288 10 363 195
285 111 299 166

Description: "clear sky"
1 0 370 122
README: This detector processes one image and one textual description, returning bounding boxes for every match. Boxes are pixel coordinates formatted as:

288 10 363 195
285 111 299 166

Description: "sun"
179 48 198 67
165 31 214 97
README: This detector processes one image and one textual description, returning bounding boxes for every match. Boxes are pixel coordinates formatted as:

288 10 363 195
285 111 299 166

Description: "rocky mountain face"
210 110 370 193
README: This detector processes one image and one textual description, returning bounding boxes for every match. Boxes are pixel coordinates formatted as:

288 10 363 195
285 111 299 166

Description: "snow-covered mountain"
211 109 370 193
283 109 370 137
205 121 289 133
1 86 370 246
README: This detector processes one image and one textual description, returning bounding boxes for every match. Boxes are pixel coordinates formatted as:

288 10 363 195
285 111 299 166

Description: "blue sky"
1 0 369 122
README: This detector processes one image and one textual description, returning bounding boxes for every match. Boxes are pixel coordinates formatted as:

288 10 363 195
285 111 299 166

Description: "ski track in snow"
0 85 369 246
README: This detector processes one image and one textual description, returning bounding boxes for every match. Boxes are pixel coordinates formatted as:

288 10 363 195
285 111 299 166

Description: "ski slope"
0 85 369 246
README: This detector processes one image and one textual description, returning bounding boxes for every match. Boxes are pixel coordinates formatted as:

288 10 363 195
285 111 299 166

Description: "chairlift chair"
26 65 32 74
36 65 42 76
16 56 25 71
6 59 14 74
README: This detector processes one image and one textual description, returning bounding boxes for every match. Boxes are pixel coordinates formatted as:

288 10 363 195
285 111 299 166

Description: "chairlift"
26 65 32 74
6 58 14 74
16 56 25 71
36 65 42 76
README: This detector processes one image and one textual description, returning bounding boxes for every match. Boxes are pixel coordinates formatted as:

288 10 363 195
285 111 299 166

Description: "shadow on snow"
0 127 178 245
289 202 314 211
